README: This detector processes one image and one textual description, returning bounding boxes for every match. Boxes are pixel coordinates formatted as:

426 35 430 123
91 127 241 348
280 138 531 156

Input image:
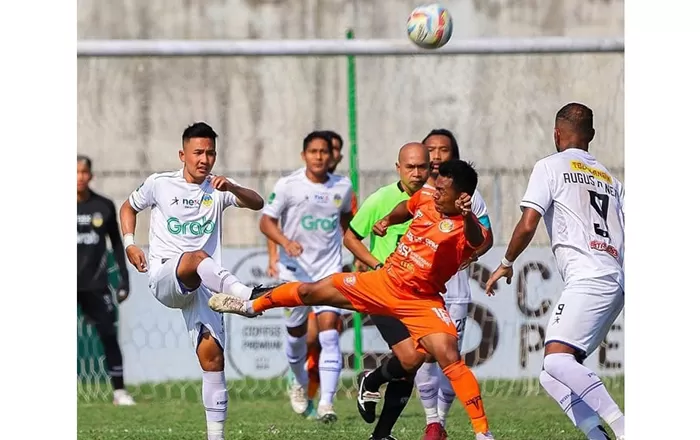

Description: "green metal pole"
346 28 363 373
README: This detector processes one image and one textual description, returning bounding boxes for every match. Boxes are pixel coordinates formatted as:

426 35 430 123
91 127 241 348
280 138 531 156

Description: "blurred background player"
119 122 265 440
414 129 494 440
269 130 359 412
343 142 431 440
77 155 135 406
485 103 625 440
260 131 354 422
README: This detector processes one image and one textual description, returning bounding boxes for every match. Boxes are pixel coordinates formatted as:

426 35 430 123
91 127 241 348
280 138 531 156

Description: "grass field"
77 377 624 440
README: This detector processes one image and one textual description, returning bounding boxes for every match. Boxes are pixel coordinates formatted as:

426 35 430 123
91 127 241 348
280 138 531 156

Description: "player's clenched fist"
126 245 148 272
209 175 233 192
283 240 304 257
455 193 472 217
373 218 390 237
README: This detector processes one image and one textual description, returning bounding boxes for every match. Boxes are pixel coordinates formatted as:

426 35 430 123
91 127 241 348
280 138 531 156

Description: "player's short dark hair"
322 130 344 149
77 155 92 172
438 159 478 195
422 128 460 160
182 122 218 144
303 131 332 152
556 103 594 141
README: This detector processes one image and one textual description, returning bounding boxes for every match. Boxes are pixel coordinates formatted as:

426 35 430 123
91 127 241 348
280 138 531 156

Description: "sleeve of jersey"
221 178 240 208
471 190 491 229
406 190 422 214
348 192 378 239
128 174 156 212
261 179 287 219
341 185 354 214
520 160 553 216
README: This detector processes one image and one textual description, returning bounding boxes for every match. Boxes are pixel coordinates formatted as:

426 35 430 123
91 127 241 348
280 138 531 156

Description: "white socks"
318 329 342 406
540 370 610 439
197 257 252 299
543 353 624 438
285 334 309 388
415 362 440 424
202 371 228 440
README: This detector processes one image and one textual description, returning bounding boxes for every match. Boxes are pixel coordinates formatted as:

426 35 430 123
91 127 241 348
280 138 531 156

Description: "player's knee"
398 351 425 374
197 332 225 371
317 328 339 350
542 352 576 379
286 322 307 338
297 283 314 304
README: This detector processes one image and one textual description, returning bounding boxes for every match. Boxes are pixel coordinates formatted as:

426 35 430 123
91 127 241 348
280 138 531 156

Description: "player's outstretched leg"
540 370 612 440
542 344 624 440
420 332 493 440
209 276 356 316
197 331 228 440
316 311 342 423
415 362 446 440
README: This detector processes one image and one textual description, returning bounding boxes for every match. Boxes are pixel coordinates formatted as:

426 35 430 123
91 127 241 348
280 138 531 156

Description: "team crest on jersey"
343 275 357 286
91 213 104 228
333 193 343 208
201 194 213 208
438 219 454 233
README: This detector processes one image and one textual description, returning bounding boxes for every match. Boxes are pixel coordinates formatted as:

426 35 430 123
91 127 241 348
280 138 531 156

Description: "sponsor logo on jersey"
77 214 92 226
590 240 619 259
91 212 103 228
333 193 343 208
268 192 276 204
202 194 213 208
167 217 215 236
438 219 454 233
570 161 612 184
313 192 330 204
300 214 338 232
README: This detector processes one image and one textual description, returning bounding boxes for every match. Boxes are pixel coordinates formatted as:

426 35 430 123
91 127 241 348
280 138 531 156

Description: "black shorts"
370 314 411 348
78 289 117 328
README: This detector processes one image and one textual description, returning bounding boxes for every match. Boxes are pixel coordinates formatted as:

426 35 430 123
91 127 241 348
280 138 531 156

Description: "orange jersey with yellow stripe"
384 188 484 295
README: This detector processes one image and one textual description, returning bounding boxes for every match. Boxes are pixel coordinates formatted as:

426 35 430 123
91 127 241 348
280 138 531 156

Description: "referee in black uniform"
77 155 135 406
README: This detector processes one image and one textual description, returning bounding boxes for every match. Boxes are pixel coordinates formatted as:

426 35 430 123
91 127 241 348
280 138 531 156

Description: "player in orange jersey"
211 160 495 440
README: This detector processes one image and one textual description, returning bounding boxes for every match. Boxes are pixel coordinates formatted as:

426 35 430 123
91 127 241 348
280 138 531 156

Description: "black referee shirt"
77 190 129 292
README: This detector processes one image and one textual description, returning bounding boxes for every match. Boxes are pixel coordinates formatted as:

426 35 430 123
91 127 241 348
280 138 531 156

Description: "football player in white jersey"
119 122 265 440
485 103 625 440
414 129 494 440
260 131 354 422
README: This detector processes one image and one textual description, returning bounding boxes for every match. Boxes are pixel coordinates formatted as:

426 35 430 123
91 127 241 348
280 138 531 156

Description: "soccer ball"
406 4 453 49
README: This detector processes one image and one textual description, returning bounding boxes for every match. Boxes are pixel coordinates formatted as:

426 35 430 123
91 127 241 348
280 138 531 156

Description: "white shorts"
446 302 469 348
148 255 225 349
545 274 624 357
277 263 344 329
443 269 471 305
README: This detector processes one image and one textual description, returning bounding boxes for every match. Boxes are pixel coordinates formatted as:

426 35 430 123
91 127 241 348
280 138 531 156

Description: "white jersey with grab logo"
128 169 240 274
263 168 354 281
521 148 625 289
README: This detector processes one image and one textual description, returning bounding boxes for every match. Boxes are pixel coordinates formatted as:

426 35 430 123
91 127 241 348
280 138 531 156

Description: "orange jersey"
384 188 485 295
350 190 358 216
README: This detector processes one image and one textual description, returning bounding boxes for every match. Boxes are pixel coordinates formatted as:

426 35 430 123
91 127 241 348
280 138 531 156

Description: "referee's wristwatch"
373 263 384 270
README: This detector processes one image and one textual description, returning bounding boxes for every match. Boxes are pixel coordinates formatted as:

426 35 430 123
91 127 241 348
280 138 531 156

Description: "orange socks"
251 282 303 313
306 346 320 399
442 360 489 434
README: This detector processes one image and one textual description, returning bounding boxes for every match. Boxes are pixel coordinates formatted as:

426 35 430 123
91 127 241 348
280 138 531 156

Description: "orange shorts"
331 269 457 351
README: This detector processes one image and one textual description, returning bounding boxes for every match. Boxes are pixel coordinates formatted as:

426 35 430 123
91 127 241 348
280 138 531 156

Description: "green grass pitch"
77 377 623 439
